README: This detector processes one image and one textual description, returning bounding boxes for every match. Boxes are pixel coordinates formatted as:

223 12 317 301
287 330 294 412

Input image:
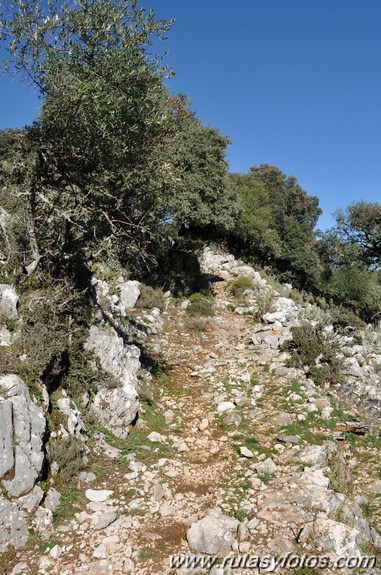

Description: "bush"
47 436 86 480
185 317 208 332
226 276 253 299
253 288 275 321
135 285 165 311
330 306 366 334
282 322 344 387
326 266 381 321
187 292 215 317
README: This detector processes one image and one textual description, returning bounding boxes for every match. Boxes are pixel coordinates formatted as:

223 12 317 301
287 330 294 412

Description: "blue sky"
1 0 380 229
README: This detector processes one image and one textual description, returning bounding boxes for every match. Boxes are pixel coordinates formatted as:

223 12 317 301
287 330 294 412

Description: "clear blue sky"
1 0 380 229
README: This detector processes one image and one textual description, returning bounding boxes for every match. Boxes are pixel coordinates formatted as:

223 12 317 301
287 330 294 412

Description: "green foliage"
226 276 253 298
333 201 381 268
276 217 323 290
52 487 87 525
227 164 323 291
325 266 381 321
0 128 22 160
227 170 281 260
14 281 89 393
253 287 275 321
258 473 275 484
231 509 247 522
0 1 233 280
5 318 17 332
186 292 215 317
167 98 236 236
47 436 86 480
282 323 344 386
135 284 165 311
330 305 366 334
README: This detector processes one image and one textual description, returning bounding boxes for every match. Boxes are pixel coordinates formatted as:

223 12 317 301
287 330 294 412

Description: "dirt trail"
10 273 381 575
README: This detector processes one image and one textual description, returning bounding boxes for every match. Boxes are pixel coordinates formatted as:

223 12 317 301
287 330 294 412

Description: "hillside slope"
3 249 381 575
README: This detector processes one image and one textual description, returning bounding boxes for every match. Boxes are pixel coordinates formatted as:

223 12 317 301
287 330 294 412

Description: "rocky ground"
3 254 381 575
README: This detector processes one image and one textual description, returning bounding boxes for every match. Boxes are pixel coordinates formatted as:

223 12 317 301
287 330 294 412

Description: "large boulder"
187 509 239 556
85 325 140 438
263 297 298 327
0 284 18 321
300 518 361 558
0 495 29 552
119 280 141 311
0 375 46 498
56 394 86 437
199 248 235 275
0 375 48 552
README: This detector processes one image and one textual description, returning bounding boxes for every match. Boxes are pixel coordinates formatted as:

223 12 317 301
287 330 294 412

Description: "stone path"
7 268 381 575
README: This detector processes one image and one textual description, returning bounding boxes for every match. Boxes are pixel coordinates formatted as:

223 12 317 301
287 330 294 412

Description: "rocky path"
8 267 381 575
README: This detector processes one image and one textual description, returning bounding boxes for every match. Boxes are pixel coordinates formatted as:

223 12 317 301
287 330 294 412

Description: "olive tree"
0 0 179 276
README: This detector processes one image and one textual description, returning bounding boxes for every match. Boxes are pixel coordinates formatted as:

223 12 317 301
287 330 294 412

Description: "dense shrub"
226 276 253 299
187 292 215 317
282 322 344 387
325 266 381 321
253 288 276 321
47 436 86 480
135 285 166 311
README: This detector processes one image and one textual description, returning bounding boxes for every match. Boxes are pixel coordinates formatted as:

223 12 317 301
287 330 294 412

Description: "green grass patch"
53 487 87 526
258 472 276 484
139 547 155 561
244 437 259 450
5 318 17 332
280 413 328 445
125 488 137 498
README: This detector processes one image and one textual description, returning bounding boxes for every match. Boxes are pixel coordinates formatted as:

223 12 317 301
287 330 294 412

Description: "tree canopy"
0 1 380 322
332 201 381 269
0 0 233 278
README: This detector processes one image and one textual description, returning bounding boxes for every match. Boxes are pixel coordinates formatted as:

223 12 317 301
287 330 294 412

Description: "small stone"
160 503 176 517
298 445 326 466
235 396 251 407
93 543 107 559
8 563 30 575
164 410 174 424
147 432 162 443
321 406 334 420
277 435 300 444
237 522 250 542
216 402 236 413
93 511 117 530
251 478 263 489
272 412 293 426
223 412 242 425
124 558 135 572
153 483 165 502
306 403 318 413
198 418 209 431
313 398 331 408
239 541 251 553
255 458 277 475
85 489 113 502
354 495 369 506
44 488 61 512
247 517 259 530
49 545 62 559
240 446 254 458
